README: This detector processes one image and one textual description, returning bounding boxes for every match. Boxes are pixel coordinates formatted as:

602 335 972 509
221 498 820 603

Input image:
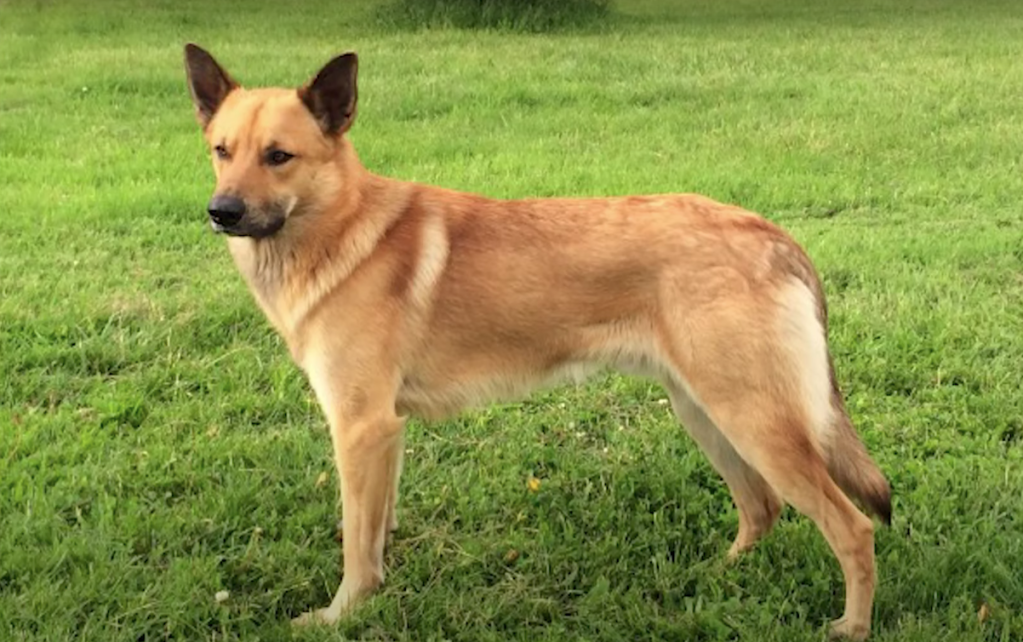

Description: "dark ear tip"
332 51 359 71
184 43 208 64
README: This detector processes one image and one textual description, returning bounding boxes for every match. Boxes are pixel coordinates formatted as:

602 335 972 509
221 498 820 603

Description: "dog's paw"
726 540 748 561
291 606 339 627
828 616 869 641
292 577 378 627
290 610 319 627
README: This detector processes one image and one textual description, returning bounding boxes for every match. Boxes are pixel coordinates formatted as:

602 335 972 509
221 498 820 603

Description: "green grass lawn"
3 0 1023 639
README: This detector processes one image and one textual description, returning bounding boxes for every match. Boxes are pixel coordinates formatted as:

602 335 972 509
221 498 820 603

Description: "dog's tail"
822 370 892 525
782 244 892 526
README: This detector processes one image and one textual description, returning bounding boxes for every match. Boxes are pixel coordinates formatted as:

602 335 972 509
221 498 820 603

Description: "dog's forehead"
209 88 319 146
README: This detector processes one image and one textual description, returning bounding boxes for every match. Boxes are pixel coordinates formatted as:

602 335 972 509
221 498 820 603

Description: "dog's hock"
184 44 238 128
299 53 358 136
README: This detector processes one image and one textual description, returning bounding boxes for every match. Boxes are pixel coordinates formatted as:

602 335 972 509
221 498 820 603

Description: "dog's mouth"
210 215 285 239
208 198 294 239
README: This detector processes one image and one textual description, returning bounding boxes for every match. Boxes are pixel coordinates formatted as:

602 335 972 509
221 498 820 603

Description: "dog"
184 44 891 640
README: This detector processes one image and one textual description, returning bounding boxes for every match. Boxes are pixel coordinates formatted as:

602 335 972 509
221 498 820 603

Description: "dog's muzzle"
207 195 246 232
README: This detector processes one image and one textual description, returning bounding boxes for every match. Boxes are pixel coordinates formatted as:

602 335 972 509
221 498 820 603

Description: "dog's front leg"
294 410 405 626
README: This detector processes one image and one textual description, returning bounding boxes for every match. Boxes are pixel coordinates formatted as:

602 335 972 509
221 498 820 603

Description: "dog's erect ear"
299 53 358 136
184 44 238 129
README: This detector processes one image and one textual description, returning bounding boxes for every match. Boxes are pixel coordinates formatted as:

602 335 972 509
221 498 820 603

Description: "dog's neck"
226 140 410 358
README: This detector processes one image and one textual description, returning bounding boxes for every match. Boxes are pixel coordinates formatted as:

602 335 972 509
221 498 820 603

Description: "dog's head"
184 44 357 238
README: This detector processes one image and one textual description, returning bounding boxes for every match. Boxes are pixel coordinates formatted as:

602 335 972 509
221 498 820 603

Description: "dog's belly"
394 343 672 420
394 358 602 420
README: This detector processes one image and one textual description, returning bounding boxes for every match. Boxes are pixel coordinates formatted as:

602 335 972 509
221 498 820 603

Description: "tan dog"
184 44 891 640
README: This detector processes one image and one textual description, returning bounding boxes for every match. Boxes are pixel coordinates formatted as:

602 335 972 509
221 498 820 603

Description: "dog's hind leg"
702 396 875 640
657 279 877 639
665 383 781 558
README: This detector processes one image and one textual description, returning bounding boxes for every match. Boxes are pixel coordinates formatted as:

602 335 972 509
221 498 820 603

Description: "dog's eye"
266 149 294 167
214 144 230 160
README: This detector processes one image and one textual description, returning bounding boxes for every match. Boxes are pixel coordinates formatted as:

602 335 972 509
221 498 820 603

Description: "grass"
2 0 1023 639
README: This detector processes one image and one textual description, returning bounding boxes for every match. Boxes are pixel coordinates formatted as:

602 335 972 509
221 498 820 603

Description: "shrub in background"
379 0 612 32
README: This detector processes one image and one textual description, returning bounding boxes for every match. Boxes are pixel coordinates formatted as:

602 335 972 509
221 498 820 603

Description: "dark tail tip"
866 485 892 527
878 497 892 527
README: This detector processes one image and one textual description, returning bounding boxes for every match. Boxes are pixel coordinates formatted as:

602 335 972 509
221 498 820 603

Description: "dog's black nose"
207 195 246 228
